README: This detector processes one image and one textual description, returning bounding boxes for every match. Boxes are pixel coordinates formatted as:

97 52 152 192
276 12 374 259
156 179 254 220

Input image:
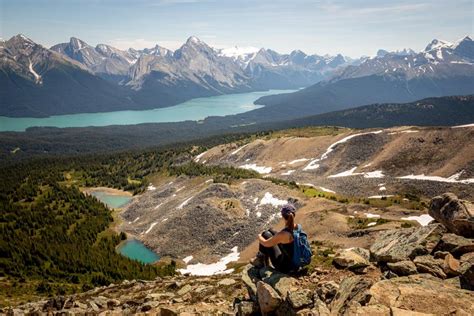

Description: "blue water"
90 191 132 209
0 89 296 132
118 239 160 264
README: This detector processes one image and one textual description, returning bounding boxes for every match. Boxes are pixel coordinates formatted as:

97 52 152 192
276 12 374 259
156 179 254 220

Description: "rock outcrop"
369 274 474 315
429 193 474 238
369 224 445 263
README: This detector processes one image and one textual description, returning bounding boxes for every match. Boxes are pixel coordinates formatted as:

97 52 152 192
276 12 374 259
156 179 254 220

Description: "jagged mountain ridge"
0 35 136 117
254 36 474 122
2 34 474 118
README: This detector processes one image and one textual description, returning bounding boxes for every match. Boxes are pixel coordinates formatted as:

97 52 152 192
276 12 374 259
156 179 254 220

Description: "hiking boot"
250 252 266 268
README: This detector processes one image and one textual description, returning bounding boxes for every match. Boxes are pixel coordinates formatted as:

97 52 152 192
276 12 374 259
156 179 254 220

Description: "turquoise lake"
118 240 160 264
0 89 296 132
90 191 132 209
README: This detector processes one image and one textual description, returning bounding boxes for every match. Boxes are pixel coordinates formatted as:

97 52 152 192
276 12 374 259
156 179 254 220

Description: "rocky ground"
198 126 474 200
5 193 474 315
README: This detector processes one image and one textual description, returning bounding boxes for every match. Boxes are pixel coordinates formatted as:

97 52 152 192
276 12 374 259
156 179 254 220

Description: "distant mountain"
3 34 474 118
0 35 135 117
255 36 474 122
51 37 138 83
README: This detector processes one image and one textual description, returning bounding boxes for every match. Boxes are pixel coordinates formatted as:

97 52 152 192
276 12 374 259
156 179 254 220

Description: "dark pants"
259 229 293 273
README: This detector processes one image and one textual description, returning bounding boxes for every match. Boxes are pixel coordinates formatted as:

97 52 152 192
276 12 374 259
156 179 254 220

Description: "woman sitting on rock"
251 204 298 273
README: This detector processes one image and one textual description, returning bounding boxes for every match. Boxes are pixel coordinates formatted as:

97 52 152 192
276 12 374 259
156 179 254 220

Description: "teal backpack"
292 224 312 269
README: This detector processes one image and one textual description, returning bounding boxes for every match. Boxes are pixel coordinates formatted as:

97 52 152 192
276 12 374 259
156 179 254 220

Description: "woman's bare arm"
258 231 290 247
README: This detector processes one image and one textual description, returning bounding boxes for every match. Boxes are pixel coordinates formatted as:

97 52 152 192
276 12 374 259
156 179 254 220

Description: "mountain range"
255 36 474 122
1 34 473 118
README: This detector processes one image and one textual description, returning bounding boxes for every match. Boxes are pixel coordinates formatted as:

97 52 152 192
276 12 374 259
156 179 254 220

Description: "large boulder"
329 276 373 315
241 264 260 301
435 233 474 256
333 248 370 270
259 267 296 300
413 255 447 279
257 281 282 314
287 289 313 310
386 260 418 276
429 193 474 238
369 274 474 314
370 224 445 263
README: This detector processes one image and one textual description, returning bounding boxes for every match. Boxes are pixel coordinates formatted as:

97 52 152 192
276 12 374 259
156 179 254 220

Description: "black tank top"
280 227 294 258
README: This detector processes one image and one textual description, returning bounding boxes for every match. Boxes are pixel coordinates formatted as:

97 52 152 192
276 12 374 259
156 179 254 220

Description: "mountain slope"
284 95 474 128
255 36 474 121
0 35 136 117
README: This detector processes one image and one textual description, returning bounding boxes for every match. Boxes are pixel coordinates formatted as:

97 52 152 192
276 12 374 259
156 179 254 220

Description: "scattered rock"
242 265 259 301
287 289 313 310
443 253 460 277
315 280 339 304
333 247 370 270
429 193 474 238
218 278 237 286
330 276 373 315
369 274 474 314
390 307 435 315
387 260 417 276
413 255 447 279
160 306 178 316
436 233 474 256
259 267 296 300
257 281 282 314
349 303 391 315
460 263 474 290
370 224 445 263
177 284 192 296
311 297 330 316
234 300 257 316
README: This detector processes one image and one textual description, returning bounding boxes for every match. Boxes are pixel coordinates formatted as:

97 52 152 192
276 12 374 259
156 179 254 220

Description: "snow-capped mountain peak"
69 37 89 50
218 46 260 59
424 39 452 52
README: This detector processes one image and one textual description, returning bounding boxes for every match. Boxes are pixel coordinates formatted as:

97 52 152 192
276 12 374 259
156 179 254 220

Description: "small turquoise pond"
90 191 132 209
118 240 160 264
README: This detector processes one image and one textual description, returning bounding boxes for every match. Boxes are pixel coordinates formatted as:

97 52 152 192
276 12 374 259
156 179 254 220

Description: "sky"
0 0 472 57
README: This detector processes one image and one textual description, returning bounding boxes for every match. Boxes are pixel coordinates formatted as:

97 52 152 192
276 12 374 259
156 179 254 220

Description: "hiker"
251 203 311 273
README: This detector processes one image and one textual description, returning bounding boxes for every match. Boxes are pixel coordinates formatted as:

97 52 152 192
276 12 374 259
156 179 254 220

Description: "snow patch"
147 184 156 191
329 167 384 178
154 203 163 210
144 222 157 234
259 192 287 207
256 211 262 218
320 187 336 193
401 214 434 226
379 186 386 191
178 246 240 276
28 60 41 84
162 218 168 222
365 213 380 218
231 144 249 155
367 222 377 227
178 196 193 209
194 151 207 162
281 170 295 175
240 164 272 174
183 256 193 264
368 195 394 199
289 158 310 165
304 131 383 171
452 123 474 128
397 172 474 184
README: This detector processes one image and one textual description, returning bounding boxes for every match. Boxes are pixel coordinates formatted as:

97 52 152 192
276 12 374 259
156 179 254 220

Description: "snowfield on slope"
178 246 240 276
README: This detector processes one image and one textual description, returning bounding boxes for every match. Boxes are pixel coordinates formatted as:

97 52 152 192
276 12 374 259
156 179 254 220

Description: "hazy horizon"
1 0 473 57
